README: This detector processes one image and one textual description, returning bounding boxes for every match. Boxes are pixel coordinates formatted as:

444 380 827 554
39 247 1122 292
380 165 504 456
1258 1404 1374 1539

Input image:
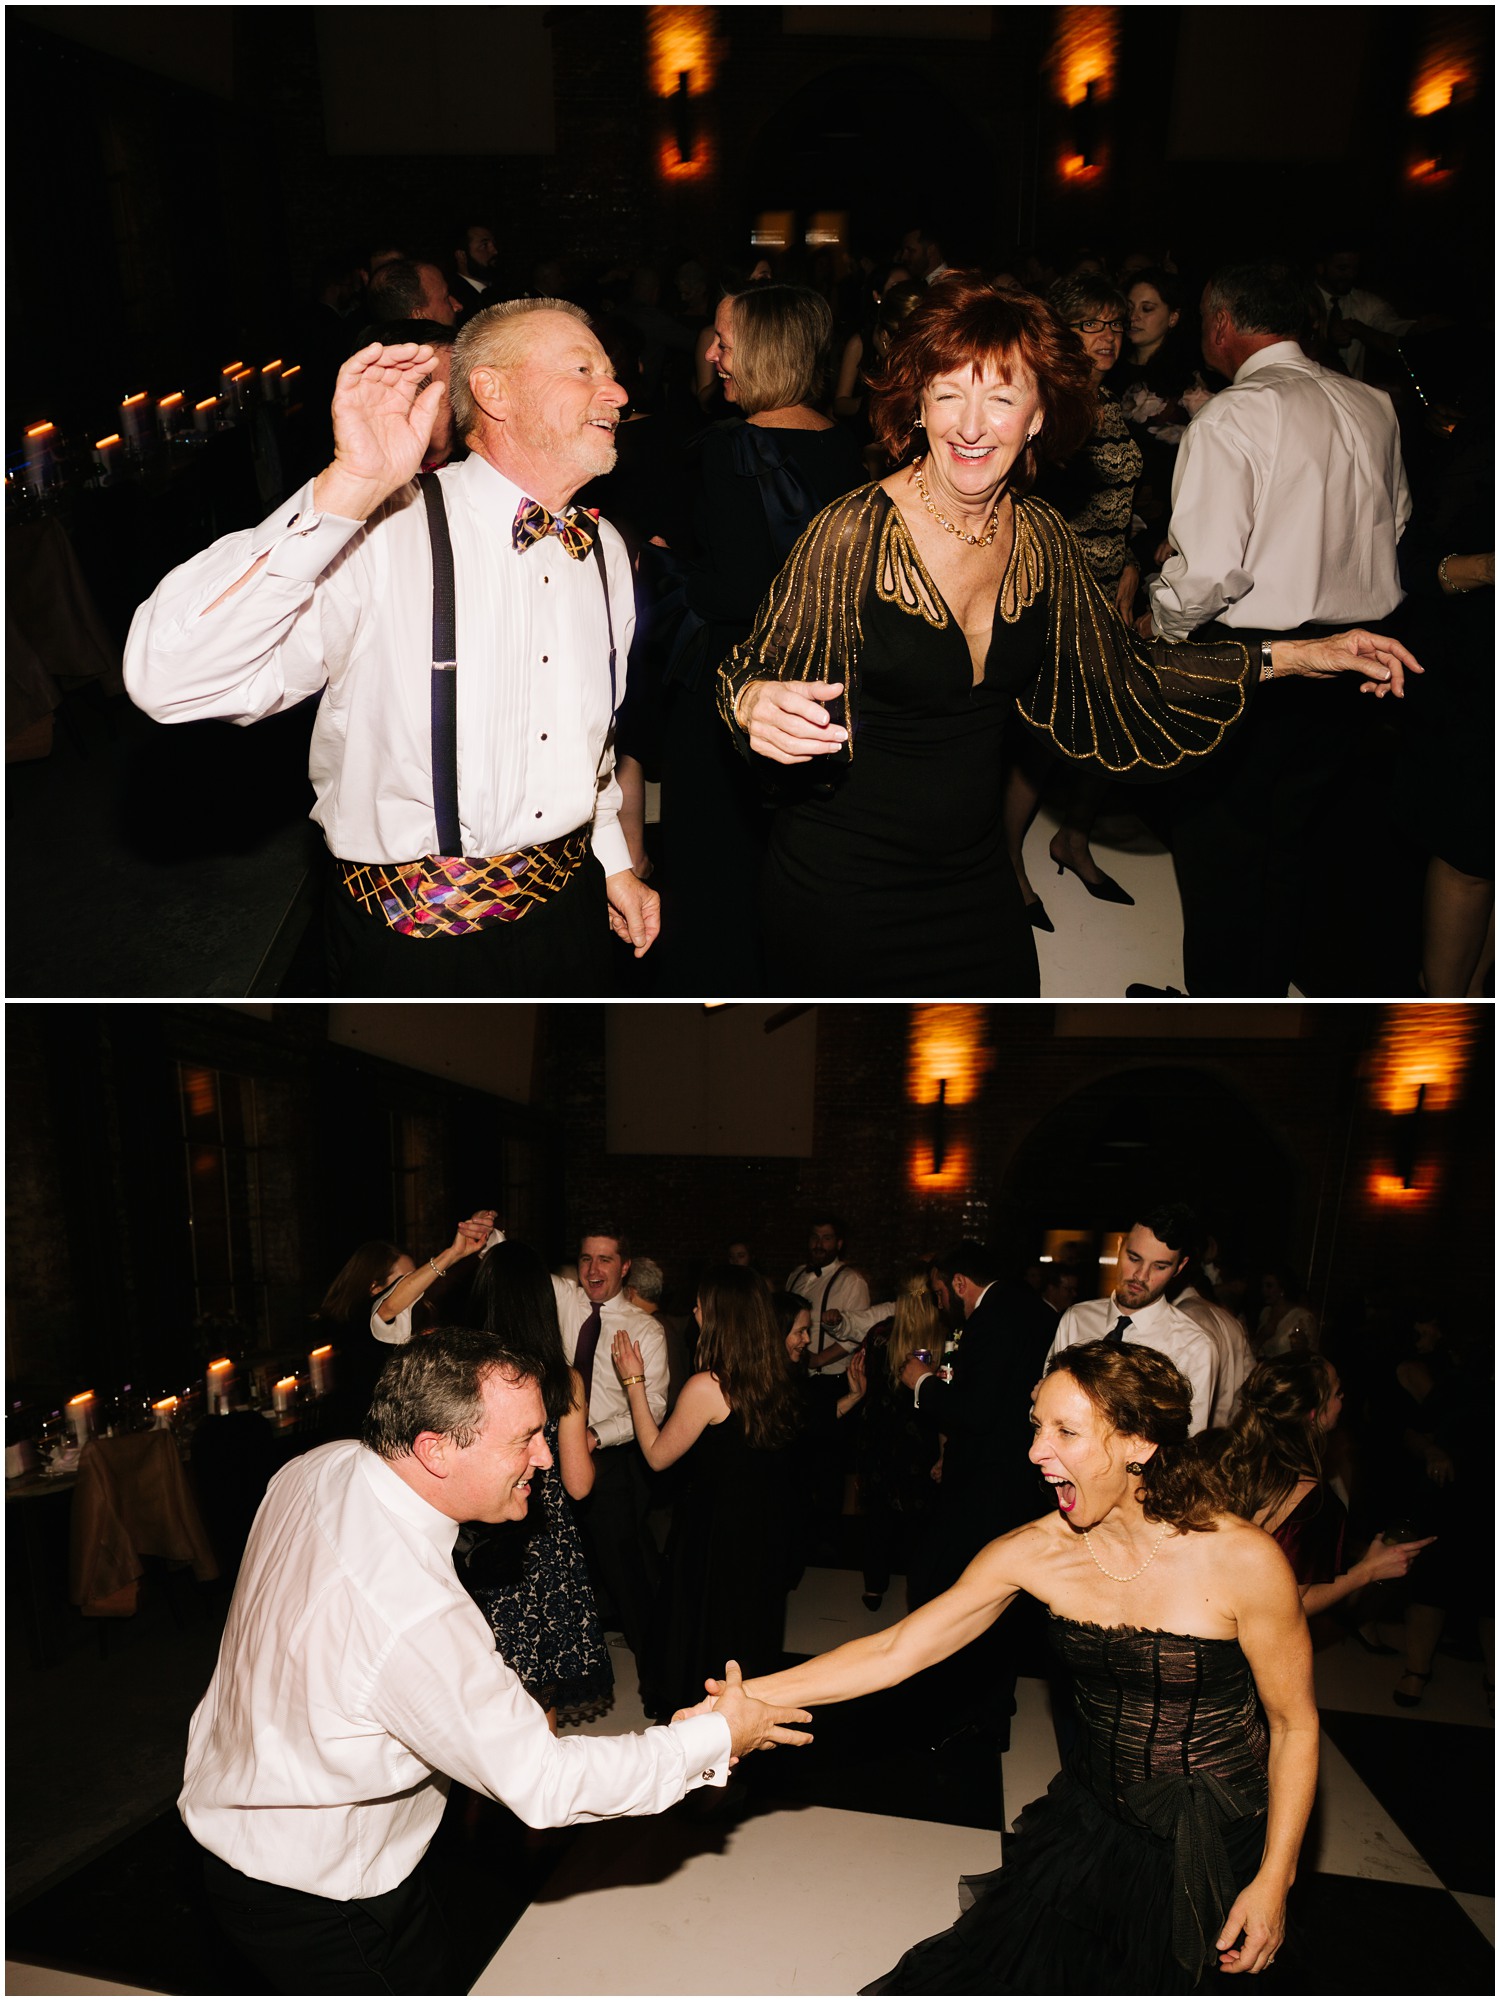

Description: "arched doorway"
736 61 1011 267
990 1064 1297 1297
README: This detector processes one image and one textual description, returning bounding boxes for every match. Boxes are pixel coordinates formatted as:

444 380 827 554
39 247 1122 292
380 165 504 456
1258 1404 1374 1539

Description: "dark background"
8 5 1493 445
6 1001 1490 1412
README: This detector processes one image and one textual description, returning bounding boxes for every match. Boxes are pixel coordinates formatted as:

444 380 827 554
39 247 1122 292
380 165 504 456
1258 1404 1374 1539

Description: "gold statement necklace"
911 455 1004 547
1082 1524 1168 1582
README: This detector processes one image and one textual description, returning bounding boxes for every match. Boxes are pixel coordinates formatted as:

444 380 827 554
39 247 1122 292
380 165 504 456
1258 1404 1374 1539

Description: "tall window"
178 1061 266 1337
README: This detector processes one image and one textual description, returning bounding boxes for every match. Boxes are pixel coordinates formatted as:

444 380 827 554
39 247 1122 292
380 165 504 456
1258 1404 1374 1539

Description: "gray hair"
628 1257 665 1304
1200 262 1310 340
450 296 592 441
361 1325 540 1460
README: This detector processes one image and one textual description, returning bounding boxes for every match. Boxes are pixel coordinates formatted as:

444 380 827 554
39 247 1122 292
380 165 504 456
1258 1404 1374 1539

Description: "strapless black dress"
864 1615 1271 1995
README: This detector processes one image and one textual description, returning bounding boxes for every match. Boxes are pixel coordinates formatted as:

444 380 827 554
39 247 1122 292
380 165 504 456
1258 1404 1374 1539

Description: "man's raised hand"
314 343 447 522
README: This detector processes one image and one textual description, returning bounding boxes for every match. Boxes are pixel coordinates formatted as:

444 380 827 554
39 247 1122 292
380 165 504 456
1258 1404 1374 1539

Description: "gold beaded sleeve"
716 484 887 761
1011 498 1255 778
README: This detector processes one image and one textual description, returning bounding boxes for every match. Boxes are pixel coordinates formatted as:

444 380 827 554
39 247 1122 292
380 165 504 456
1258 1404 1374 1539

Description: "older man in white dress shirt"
180 1327 807 1994
125 300 658 995
1046 1207 1217 1437
1144 259 1413 997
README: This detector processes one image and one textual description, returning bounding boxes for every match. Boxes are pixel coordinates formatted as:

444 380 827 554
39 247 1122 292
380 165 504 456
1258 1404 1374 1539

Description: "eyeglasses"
1070 317 1128 334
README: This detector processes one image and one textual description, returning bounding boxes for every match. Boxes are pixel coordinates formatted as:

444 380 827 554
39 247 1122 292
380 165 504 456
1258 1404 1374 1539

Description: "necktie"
1104 1314 1133 1345
512 497 594 561
574 1303 603 1405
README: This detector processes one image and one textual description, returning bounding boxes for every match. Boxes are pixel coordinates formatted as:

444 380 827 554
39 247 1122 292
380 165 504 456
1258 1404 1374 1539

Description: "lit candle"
152 1396 179 1429
193 396 218 435
207 1357 237 1413
67 1391 96 1448
157 391 185 440
23 422 55 495
232 368 256 414
278 364 302 405
120 392 151 449
272 1376 298 1413
220 361 243 399
309 1345 335 1397
92 433 123 480
260 360 283 400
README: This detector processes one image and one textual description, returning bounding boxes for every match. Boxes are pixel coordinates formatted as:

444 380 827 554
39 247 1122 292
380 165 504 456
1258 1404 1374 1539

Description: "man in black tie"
552 1228 667 1708
1045 1204 1217 1433
125 299 658 995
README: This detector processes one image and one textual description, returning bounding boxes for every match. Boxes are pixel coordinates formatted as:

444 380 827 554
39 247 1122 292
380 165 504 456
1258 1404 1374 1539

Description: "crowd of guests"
284 220 1490 1000
180 1193 1490 1993
309 1200 1491 1735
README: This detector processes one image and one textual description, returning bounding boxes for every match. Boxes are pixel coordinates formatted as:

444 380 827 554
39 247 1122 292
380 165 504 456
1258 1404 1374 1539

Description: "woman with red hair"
719 274 1419 996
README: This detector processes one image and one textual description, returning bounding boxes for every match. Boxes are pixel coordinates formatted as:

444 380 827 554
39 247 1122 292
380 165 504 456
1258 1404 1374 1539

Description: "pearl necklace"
911 456 1004 547
1082 1524 1168 1582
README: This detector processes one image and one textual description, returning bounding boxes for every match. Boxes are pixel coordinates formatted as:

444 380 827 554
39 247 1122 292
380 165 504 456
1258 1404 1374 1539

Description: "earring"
1125 1460 1145 1476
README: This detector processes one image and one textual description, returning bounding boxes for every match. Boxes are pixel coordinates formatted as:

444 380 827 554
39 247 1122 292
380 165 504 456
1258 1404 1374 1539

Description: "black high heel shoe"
1053 855 1135 906
1351 1625 1399 1657
1025 898 1054 933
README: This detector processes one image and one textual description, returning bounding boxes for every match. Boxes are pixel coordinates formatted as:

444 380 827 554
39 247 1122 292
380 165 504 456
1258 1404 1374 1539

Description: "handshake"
672 1660 813 1763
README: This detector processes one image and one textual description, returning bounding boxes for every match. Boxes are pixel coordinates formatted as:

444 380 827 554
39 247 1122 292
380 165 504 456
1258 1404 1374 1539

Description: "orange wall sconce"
1049 6 1118 183
906 1005 993 1191
1363 1004 1476 1203
649 6 720 181
1406 18 1482 182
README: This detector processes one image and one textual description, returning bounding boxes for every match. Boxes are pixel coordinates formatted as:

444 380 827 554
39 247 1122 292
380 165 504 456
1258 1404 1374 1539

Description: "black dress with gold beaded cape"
718 483 1253 997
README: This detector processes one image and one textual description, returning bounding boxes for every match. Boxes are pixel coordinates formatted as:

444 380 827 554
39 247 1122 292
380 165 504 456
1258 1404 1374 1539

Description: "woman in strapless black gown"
720 276 1422 997
737 1341 1320 1993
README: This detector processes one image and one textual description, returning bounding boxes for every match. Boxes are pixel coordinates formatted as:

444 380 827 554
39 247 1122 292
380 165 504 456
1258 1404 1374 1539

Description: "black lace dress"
865 1616 1271 1995
460 1417 614 1718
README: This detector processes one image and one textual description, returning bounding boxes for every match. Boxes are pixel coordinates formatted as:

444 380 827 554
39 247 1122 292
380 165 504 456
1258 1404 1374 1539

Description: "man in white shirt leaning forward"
179 1327 809 1994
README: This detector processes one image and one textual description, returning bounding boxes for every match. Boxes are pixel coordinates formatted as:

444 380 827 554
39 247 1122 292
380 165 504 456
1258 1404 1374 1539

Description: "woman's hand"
314 342 446 521
453 1210 496 1258
1438 552 1494 594
1353 1533 1437 1586
1276 628 1422 698
611 1330 646 1382
846 1348 867 1400
1114 564 1141 621
1424 1444 1457 1485
736 681 848 764
1216 1871 1286 1975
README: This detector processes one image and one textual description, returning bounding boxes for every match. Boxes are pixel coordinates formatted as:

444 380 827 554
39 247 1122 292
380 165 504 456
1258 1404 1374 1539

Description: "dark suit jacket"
912 1280 1058 1594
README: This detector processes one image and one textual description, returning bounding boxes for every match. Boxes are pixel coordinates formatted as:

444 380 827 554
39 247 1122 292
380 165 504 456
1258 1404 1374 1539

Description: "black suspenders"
418 473 461 858
417 472 618 860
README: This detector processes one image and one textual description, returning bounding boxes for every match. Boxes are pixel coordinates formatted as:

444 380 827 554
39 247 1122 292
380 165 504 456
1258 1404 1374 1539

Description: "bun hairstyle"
1193 1355 1336 1527
1044 1342 1219 1532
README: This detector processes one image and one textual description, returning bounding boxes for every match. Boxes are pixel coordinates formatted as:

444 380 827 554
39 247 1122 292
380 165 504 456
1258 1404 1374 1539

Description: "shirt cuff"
591 822 634 880
259 485 368 584
670 1711 734 1789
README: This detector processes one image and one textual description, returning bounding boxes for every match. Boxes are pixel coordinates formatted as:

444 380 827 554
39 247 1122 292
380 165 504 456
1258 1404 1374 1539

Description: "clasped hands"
671 1659 813 1763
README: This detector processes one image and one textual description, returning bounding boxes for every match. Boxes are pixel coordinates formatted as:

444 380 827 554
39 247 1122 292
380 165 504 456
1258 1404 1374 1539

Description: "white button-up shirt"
180 1441 729 1900
124 453 634 873
1173 1283 1256 1428
786 1258 871 1380
1148 342 1409 641
551 1277 668 1449
1046 1291 1216 1436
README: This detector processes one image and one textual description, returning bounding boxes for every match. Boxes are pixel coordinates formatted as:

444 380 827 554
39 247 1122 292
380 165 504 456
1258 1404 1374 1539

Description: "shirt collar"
357 1443 462 1552
451 450 533 533
1234 340 1310 384
1108 1290 1178 1329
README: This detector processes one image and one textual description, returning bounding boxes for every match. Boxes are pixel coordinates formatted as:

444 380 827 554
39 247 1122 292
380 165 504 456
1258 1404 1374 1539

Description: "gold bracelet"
621 1373 646 1387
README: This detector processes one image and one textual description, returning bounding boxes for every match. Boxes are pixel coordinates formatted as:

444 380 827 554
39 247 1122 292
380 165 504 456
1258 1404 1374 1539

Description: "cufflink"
701 1769 716 1781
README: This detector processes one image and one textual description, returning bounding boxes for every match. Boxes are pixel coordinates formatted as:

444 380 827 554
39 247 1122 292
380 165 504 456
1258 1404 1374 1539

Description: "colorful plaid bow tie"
512 497 594 560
